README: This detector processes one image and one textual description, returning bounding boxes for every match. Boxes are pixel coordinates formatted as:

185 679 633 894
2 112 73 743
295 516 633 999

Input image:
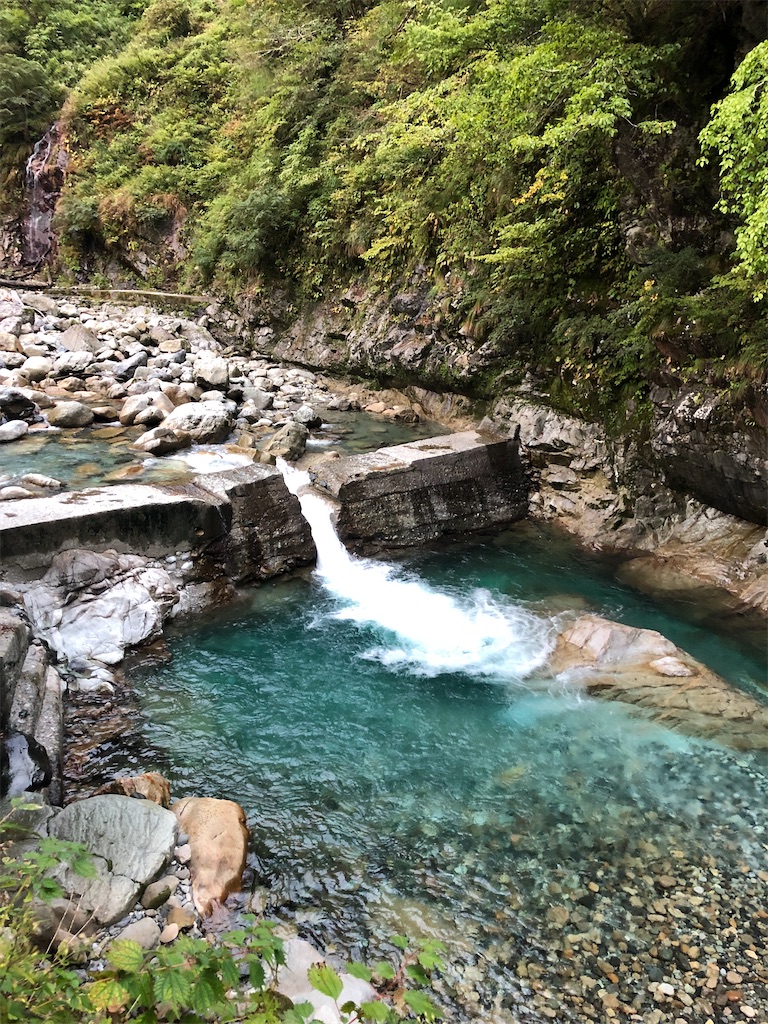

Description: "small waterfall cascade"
22 123 68 268
278 458 551 678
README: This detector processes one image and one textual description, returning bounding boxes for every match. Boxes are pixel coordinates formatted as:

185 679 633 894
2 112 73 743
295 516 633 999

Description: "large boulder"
132 425 192 455
56 324 100 353
46 401 94 428
119 391 174 427
114 350 149 383
0 386 39 424
162 401 234 443
53 350 93 377
0 420 28 443
48 795 178 926
21 356 53 382
259 421 309 463
171 796 248 916
0 290 32 336
194 352 229 389
548 614 768 749
24 555 179 666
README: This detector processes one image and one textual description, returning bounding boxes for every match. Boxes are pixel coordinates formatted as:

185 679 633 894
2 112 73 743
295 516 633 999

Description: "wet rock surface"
48 794 178 925
486 394 768 617
547 615 768 749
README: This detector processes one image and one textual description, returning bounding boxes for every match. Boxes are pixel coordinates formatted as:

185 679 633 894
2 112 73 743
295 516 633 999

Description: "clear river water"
128 480 767 1020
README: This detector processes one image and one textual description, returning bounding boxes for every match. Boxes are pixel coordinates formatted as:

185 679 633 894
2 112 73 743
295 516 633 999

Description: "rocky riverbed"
0 286 436 500
1 284 766 1024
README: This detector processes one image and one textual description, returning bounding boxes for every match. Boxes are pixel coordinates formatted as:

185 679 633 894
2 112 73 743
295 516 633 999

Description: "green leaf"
247 955 265 989
282 1009 315 1024
289 1001 316 1019
405 964 429 985
403 991 441 1020
154 966 193 1011
108 938 146 973
389 935 409 950
190 969 226 1014
88 977 132 1012
374 961 396 980
346 962 372 981
307 964 343 1001
360 1001 391 1021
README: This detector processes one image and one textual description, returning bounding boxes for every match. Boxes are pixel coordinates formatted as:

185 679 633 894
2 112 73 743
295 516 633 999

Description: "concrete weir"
0 430 528 579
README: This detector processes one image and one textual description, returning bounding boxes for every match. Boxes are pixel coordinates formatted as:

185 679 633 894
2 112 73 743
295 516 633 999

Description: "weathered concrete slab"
313 430 528 548
194 464 315 583
0 432 527 577
0 484 225 572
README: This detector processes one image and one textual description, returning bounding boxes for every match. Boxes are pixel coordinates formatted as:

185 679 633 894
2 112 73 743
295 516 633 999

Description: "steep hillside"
3 0 768 426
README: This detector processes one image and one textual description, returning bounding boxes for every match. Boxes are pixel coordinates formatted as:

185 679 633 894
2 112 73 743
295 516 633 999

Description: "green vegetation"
2 0 767 415
0 799 444 1023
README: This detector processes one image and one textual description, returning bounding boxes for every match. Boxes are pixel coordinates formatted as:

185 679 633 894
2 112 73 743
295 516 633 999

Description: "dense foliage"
2 0 767 414
0 801 444 1023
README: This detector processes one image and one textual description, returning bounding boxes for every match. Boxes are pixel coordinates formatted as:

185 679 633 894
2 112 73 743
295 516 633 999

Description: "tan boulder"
548 614 768 750
94 771 172 807
171 796 248 916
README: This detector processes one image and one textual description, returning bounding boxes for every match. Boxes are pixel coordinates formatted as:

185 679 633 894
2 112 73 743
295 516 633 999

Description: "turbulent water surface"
131 511 768 1020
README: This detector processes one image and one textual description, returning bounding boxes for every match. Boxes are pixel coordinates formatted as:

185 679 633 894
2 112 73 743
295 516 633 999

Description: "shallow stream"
128 513 767 1020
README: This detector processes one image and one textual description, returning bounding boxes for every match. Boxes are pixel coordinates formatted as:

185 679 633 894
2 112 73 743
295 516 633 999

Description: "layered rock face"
650 385 767 526
313 430 528 549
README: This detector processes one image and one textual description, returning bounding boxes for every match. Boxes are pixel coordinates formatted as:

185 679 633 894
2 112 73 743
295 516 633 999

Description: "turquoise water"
0 411 449 489
131 523 768 1019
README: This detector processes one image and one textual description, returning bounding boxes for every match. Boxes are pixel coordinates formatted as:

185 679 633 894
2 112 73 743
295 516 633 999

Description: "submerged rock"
93 771 172 807
548 614 768 749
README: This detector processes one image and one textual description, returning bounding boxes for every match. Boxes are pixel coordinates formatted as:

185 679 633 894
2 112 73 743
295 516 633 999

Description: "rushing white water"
278 459 552 678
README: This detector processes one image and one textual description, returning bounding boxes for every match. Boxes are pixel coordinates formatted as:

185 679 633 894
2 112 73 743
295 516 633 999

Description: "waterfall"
278 459 551 678
22 124 68 268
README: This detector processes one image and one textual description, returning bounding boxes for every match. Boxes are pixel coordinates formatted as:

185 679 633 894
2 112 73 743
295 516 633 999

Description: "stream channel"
114 470 767 1020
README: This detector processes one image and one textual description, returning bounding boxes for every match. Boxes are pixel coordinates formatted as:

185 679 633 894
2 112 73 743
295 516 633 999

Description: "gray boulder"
162 400 234 443
260 421 309 462
0 387 39 424
46 401 94 428
132 425 192 455
294 403 322 428
27 565 178 665
0 420 28 442
48 795 178 926
21 356 53 382
54 351 93 377
114 350 149 383
57 324 100 353
119 391 174 427
194 352 229 389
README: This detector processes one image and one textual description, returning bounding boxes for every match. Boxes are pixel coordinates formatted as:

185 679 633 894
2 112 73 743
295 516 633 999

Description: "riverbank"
0 285 766 1024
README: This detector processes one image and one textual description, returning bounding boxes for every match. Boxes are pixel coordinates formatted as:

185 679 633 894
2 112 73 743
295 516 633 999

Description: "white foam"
279 460 551 679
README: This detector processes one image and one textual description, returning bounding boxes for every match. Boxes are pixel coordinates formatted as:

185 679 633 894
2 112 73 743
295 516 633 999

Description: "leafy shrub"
0 799 445 1024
